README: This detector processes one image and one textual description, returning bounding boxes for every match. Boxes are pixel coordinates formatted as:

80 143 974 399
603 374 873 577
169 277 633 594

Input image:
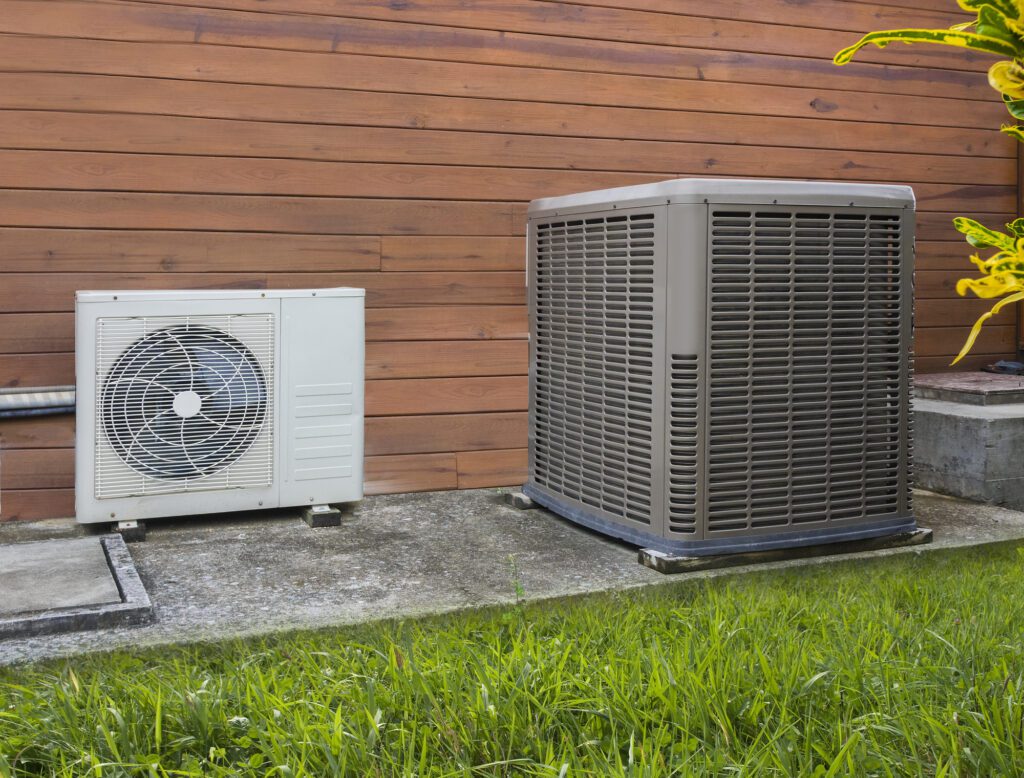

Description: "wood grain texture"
110 0 971 44
366 376 527 416
365 413 527 456
366 341 528 379
0 353 74 388
0 110 1009 187
1 447 73 489
0 271 525 312
0 415 74 449
0 227 381 272
0 0 994 107
3 75 1009 158
0 36 1006 129
21 0 985 73
0 488 74 522
365 307 528 342
364 453 458 495
456 448 528 489
0 1 1012 518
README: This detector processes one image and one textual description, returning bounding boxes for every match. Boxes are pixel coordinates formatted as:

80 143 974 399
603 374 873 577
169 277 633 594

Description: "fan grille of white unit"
95 314 275 499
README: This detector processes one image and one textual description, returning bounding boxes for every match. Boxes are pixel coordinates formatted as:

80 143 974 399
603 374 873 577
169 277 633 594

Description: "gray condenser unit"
524 178 916 555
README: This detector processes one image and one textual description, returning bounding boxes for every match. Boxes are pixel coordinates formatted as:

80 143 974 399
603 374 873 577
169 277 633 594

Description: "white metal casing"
75 288 364 524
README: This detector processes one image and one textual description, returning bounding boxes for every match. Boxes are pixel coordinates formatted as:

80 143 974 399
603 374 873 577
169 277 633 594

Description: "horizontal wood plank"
916 298 1011 328
367 307 528 341
29 0 985 74
0 415 74 449
0 487 74 521
381 237 524 272
0 151 1008 211
0 190 522 234
363 453 458 495
456 448 528 489
366 340 527 379
1 447 73 489
365 412 527 456
366 376 527 416
0 0 994 105
915 324 1015 357
0 192 996 239
0 271 524 313
0 227 380 272
2 74 1009 158
558 0 966 35
0 36 1005 130
118 0 970 48
0 313 73 353
0 353 73 388
917 213 1014 243
0 120 1012 188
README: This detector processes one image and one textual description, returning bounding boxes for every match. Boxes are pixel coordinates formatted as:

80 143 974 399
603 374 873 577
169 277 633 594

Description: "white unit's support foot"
113 520 146 543
302 504 343 528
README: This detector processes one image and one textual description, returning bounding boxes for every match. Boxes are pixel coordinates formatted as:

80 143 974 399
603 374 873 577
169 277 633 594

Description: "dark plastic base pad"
522 482 918 557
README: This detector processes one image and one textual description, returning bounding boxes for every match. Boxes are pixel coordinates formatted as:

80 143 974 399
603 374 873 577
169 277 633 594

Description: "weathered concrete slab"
914 396 1024 510
0 536 153 639
1 489 1024 665
0 537 120 616
916 371 1024 406
640 528 932 574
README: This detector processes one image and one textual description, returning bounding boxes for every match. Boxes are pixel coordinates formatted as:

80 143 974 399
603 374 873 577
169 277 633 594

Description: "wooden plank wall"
0 0 1016 520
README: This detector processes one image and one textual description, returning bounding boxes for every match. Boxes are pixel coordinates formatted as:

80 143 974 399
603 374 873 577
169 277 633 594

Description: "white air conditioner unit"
75 289 364 525
525 178 916 555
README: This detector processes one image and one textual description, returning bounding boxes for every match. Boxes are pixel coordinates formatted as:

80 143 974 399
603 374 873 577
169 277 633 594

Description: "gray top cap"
528 177 916 217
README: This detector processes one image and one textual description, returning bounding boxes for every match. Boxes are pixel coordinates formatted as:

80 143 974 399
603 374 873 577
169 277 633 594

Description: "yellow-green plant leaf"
1002 93 1024 119
954 216 1017 250
958 0 1020 20
952 290 1024 363
976 5 1023 45
957 270 1024 296
1007 217 1024 235
1001 122 1024 139
990 59 1024 97
982 256 1024 273
834 29 1018 65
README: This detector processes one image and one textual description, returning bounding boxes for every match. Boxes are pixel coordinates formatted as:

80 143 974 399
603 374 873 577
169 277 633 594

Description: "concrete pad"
916 371 1024 406
0 536 153 640
1 489 1024 665
0 537 120 616
914 396 1024 510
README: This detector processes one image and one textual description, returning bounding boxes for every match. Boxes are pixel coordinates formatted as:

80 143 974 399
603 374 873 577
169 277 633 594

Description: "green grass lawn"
3 542 1024 776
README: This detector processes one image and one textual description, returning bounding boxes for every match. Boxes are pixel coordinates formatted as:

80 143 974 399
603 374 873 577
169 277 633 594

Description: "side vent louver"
532 212 656 525
668 355 699 534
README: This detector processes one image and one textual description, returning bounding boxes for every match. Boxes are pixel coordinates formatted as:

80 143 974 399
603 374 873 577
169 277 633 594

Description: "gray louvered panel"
707 209 907 533
668 355 699 533
532 213 656 524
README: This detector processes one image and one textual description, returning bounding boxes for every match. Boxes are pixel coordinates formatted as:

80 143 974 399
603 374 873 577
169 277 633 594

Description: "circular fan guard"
100 325 268 480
